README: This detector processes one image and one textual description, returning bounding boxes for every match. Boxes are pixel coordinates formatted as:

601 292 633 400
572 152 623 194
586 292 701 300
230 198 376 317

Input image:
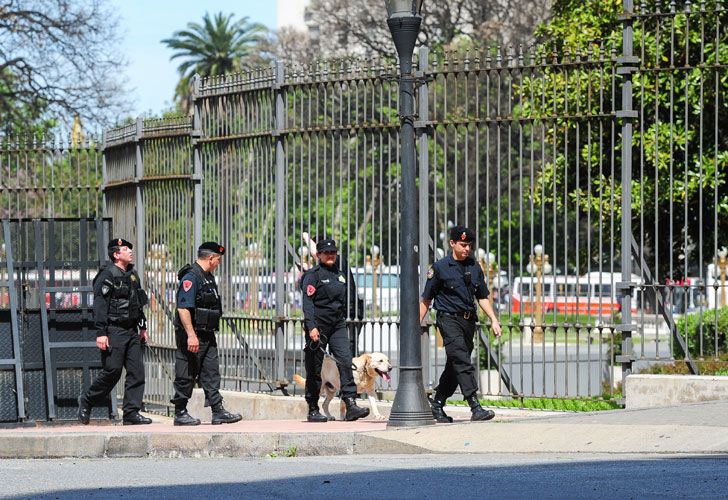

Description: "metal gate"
0 218 113 422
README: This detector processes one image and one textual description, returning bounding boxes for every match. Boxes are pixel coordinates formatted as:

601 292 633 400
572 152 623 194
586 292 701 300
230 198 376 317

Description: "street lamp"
526 244 552 343
713 246 728 307
384 0 434 427
366 245 382 316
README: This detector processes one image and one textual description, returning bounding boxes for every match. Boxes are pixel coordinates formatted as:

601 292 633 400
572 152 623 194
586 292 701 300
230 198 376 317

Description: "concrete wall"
625 374 728 409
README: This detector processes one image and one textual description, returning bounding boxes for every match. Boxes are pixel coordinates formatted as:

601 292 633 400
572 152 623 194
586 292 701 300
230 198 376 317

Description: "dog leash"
308 335 356 370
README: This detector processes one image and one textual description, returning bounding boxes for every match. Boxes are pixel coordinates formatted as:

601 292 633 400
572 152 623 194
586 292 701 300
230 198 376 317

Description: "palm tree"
162 12 268 112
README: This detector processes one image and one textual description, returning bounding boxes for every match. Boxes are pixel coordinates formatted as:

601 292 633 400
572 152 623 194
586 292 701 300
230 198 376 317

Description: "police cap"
449 225 475 243
199 241 225 255
108 238 133 250
316 238 337 253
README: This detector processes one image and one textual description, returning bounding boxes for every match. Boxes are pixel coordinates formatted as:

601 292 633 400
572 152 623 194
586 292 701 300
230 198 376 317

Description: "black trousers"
435 314 478 400
85 325 145 416
304 324 357 402
171 329 222 408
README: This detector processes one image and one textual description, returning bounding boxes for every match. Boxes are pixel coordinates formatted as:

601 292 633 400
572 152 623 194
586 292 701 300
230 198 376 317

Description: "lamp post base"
387 368 435 428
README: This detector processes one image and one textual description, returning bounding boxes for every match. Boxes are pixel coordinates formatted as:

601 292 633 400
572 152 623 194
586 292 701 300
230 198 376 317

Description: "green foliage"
674 307 728 359
162 12 268 109
449 396 620 411
521 0 728 278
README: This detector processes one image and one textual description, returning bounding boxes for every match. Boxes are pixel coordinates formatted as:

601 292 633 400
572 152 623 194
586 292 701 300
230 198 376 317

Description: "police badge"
426 266 434 279
338 275 346 283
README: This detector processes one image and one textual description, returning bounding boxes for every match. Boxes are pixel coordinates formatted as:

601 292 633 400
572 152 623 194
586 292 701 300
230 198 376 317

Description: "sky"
113 1 280 117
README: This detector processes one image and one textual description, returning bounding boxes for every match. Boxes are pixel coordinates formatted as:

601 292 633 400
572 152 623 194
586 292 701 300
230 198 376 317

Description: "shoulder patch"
182 280 193 292
426 266 434 279
306 284 316 297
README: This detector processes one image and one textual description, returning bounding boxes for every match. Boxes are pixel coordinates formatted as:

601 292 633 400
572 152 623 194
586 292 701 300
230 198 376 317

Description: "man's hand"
96 335 110 351
309 327 320 342
187 332 199 353
491 320 502 338
140 329 148 344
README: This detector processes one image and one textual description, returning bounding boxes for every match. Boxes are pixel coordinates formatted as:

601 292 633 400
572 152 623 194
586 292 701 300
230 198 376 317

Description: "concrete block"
45 434 106 458
106 434 149 457
188 389 310 421
208 433 279 457
149 433 211 458
277 432 353 456
626 374 728 409
0 435 46 458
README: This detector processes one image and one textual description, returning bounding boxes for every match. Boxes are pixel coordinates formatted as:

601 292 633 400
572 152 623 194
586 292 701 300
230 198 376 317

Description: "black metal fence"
1 1 726 412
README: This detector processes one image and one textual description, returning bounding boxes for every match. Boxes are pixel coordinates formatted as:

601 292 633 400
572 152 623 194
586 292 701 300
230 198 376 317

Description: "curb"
0 432 428 459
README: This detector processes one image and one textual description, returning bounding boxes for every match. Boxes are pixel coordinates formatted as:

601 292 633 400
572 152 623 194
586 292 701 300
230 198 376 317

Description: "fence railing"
2 1 726 409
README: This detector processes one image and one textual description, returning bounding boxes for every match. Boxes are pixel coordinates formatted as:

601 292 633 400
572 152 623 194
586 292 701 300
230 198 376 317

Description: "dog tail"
292 374 306 387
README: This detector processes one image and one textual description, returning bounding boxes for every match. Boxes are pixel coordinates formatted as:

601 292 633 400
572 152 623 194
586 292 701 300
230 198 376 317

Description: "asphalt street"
1 453 726 499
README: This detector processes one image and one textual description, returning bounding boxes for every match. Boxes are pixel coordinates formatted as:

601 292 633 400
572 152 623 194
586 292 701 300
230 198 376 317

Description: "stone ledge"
625 374 728 409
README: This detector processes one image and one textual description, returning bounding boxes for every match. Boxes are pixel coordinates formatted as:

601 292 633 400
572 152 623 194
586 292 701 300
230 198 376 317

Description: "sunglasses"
319 250 337 255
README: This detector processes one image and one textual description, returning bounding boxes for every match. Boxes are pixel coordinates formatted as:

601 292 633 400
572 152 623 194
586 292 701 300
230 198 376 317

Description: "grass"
449 396 621 412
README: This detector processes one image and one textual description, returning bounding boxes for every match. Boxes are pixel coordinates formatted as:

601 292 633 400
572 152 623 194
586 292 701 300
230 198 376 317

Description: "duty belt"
440 310 475 320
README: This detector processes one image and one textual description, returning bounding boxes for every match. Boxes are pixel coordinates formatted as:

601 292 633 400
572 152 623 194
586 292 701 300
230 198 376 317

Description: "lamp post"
384 0 434 427
714 246 728 307
366 245 382 316
526 244 552 343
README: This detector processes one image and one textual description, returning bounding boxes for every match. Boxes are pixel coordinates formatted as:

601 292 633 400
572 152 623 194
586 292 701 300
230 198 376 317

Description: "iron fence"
2 1 726 410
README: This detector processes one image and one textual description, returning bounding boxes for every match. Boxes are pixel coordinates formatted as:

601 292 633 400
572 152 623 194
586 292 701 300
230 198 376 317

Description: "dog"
292 352 393 420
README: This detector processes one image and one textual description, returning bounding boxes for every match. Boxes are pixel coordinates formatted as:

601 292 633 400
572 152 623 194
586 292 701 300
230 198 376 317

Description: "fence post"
273 61 287 390
191 74 203 251
134 117 146 281
416 45 431 389
617 0 639 395
101 132 108 217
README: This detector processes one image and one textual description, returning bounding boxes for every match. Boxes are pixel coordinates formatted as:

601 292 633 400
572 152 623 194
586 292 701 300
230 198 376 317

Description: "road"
1 453 726 499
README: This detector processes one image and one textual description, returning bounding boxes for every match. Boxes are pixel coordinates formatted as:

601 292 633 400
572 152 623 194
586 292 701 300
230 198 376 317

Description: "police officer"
302 232 363 357
420 226 502 423
171 242 241 426
301 238 370 422
78 238 151 425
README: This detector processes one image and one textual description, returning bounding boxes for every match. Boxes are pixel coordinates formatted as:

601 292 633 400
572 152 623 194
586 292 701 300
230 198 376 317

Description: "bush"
673 307 728 359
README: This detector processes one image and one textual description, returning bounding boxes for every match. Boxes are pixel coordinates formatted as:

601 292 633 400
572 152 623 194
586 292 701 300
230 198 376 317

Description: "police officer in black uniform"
301 238 370 423
171 241 241 426
78 238 151 425
420 226 502 423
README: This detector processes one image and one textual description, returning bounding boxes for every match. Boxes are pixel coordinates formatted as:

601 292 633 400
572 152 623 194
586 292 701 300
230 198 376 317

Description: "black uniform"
422 254 489 400
301 262 358 403
84 262 148 416
171 262 224 408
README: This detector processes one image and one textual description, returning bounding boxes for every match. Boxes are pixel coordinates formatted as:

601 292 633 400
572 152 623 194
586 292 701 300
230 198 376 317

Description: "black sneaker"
307 408 328 422
173 409 201 426
123 412 153 425
211 405 242 425
78 395 91 425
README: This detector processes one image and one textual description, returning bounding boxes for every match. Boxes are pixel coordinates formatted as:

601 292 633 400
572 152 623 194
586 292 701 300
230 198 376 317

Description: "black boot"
466 395 495 422
429 395 453 423
211 402 242 425
78 395 91 425
343 396 370 421
123 412 153 425
306 402 328 423
174 406 201 426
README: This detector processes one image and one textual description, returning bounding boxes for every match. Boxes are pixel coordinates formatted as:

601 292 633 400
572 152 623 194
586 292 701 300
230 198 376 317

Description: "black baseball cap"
108 238 133 250
316 238 337 253
449 226 475 243
199 241 225 255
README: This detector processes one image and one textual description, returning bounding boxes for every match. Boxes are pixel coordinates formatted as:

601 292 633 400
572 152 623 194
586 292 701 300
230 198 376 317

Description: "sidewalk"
1 399 726 458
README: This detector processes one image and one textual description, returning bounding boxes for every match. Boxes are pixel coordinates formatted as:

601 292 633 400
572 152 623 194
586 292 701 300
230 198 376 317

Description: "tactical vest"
96 263 144 324
177 263 222 332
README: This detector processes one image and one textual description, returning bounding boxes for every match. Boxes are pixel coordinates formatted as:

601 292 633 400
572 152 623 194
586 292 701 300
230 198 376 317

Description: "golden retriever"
292 352 393 420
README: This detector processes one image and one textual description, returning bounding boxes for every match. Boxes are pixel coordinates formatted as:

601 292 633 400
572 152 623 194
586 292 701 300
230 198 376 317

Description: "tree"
0 0 130 130
161 12 268 113
272 0 552 63
524 0 728 279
